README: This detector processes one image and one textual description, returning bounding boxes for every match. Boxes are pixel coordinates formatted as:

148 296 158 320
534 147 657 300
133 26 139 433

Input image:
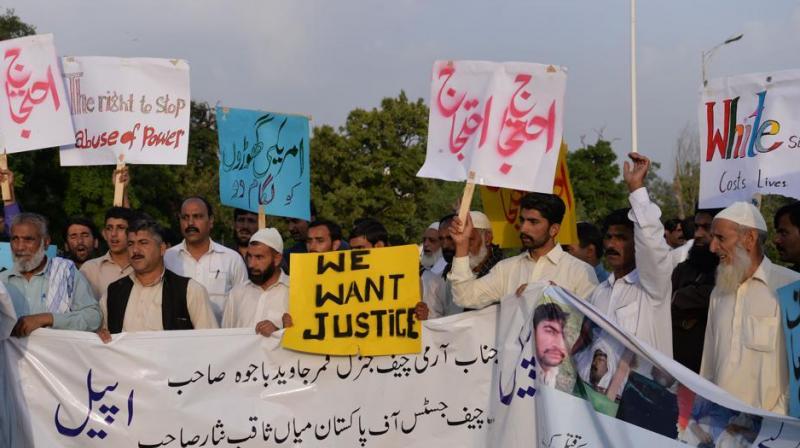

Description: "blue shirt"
594 263 610 283
1 257 101 331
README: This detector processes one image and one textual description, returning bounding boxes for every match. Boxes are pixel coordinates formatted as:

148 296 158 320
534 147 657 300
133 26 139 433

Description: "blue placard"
778 279 800 418
0 242 58 271
217 106 311 220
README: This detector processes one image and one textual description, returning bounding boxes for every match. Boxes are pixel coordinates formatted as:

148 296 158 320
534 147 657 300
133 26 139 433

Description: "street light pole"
702 33 744 86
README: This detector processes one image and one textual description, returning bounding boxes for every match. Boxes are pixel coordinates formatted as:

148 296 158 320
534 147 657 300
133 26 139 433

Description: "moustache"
185 226 200 234
605 249 620 256
74 244 88 252
131 254 145 260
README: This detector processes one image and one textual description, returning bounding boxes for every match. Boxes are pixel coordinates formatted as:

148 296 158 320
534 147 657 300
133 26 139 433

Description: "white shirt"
588 188 673 357
700 256 800 414
221 274 289 329
449 244 598 309
421 268 463 319
164 239 247 325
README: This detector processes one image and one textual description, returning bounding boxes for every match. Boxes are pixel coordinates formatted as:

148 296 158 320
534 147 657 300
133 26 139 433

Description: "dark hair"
694 206 724 219
520 193 566 224
602 208 633 235
350 218 388 246
576 222 604 258
233 208 257 219
182 196 214 217
774 201 800 229
105 206 134 224
681 217 695 240
127 219 165 244
439 213 456 227
533 302 569 330
64 216 99 241
308 219 342 242
664 218 682 232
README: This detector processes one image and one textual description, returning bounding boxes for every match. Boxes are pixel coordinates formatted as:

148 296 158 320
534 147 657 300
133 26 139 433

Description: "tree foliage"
566 139 628 225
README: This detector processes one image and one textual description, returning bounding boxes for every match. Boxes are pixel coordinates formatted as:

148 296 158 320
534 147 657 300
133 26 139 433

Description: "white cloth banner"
698 69 800 208
3 285 800 447
0 34 74 153
417 60 566 192
59 57 190 166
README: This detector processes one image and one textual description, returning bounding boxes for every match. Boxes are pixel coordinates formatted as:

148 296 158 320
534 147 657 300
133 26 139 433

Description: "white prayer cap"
714 201 767 232
470 211 492 230
249 228 284 253
427 222 440 231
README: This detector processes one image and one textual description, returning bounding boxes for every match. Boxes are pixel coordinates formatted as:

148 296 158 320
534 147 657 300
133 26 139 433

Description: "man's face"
693 213 714 247
589 350 609 386
422 228 440 255
774 214 800 264
665 224 685 248
468 228 484 256
438 220 456 263
287 218 309 242
234 213 258 246
246 242 280 285
307 225 339 253
349 236 385 250
65 224 97 263
519 208 557 251
709 218 745 265
180 199 213 244
103 218 129 255
535 318 567 369
11 223 46 268
127 230 166 274
603 224 635 272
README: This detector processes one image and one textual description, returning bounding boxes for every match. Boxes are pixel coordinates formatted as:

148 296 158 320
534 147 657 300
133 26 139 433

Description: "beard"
687 243 719 272
249 263 277 286
520 232 548 251
714 244 751 295
469 243 489 270
420 249 442 269
13 243 46 273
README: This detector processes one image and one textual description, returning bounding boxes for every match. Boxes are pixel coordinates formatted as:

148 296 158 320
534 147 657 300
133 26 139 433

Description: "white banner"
0 34 74 153
698 69 800 208
59 57 190 166
417 60 566 192
3 285 799 447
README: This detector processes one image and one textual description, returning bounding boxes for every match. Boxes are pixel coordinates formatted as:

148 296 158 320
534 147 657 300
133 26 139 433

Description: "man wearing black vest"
97 219 217 342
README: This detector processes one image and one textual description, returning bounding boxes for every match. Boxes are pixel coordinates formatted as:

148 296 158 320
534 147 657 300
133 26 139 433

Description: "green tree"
566 139 628 225
0 8 35 40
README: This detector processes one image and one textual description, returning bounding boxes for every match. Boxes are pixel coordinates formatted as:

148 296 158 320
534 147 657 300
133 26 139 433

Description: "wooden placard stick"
457 171 477 231
0 150 10 201
258 204 266 230
113 154 126 207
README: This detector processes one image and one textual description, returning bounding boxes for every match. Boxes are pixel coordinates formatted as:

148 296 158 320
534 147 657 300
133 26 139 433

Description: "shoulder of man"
768 261 800 292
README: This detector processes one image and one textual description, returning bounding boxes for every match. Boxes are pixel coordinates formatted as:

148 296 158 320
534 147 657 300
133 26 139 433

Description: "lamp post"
702 33 744 86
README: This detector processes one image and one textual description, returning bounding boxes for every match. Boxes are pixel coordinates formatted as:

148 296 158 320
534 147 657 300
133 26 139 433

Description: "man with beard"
533 302 569 388
222 228 292 335
671 207 723 373
165 197 247 325
232 208 258 259
588 153 673 356
281 203 317 274
448 193 597 310
701 201 800 414
773 201 800 272
421 214 462 318
81 207 135 299
98 219 217 341
465 211 504 278
63 217 100 269
420 222 442 270
2 213 100 336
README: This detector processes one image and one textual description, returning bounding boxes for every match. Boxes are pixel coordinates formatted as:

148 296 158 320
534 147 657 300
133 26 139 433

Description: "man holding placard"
448 193 597 309
164 197 247 325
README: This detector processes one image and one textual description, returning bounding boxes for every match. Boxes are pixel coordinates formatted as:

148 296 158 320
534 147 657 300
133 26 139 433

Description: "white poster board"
59 57 190 166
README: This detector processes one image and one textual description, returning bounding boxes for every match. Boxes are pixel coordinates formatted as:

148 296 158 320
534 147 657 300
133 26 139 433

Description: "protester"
664 218 685 249
421 214 459 319
420 222 442 270
281 203 317 274
448 194 597 309
232 208 259 259
0 167 21 240
2 213 100 336
164 197 246 325
222 228 291 336
701 201 800 414
348 218 388 249
81 207 136 299
62 216 100 269
98 219 217 341
588 153 673 356
465 211 504 278
773 201 800 272
564 221 609 283
671 207 722 373
306 219 343 253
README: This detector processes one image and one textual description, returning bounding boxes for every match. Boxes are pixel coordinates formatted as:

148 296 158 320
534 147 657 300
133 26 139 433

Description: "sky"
7 0 800 178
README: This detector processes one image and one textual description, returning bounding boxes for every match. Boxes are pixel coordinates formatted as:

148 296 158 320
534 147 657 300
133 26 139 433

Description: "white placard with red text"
698 69 800 208
59 57 190 166
0 34 74 153
417 60 567 192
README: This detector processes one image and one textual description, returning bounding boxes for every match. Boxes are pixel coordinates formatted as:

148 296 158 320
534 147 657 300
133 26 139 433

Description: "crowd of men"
3 152 800 416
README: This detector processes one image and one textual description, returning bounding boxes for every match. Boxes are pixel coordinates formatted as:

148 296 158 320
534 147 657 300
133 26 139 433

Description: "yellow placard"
481 141 578 248
282 245 422 356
